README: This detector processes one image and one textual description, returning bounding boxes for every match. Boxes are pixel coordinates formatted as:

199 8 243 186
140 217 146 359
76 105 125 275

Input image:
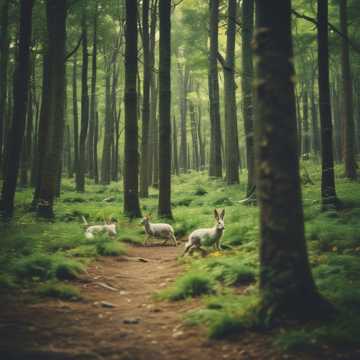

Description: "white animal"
141 215 177 246
183 209 225 256
82 216 117 240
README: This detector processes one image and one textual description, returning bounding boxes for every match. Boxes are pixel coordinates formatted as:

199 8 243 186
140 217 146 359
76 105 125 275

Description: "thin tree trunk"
172 116 179 175
140 0 151 197
302 86 311 156
310 80 320 155
222 0 239 184
318 0 338 210
101 72 111 184
254 0 331 319
124 0 141 218
339 0 357 179
208 0 222 178
242 0 255 197
76 6 89 192
72 54 79 179
158 0 172 218
0 0 34 217
94 108 99 183
88 1 98 179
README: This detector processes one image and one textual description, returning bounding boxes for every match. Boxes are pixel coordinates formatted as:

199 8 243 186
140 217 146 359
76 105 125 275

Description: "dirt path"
0 245 356 360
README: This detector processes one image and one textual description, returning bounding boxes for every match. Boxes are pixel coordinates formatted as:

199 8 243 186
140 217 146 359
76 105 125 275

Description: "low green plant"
37 282 81 301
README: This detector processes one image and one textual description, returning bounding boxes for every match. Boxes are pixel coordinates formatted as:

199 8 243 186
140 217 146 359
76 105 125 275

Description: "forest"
0 0 360 359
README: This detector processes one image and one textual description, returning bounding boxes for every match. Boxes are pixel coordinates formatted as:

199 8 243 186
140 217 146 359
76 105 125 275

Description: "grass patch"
159 273 215 301
37 282 82 301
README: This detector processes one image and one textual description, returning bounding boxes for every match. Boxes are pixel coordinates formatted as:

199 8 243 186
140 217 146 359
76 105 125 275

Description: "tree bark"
88 1 98 179
208 0 222 178
76 6 89 192
0 0 10 175
37 0 67 218
254 0 331 320
221 0 239 184
72 53 79 179
318 0 338 210
172 116 179 175
140 0 151 197
124 0 141 218
339 0 357 179
101 72 111 184
0 0 34 217
158 0 172 218
242 0 255 197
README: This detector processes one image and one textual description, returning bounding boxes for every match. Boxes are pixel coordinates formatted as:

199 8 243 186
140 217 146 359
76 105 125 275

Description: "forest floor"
1 243 359 360
1 168 360 359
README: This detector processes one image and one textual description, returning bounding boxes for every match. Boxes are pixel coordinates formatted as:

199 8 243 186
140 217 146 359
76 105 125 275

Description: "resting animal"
82 216 117 240
183 209 225 256
141 215 177 246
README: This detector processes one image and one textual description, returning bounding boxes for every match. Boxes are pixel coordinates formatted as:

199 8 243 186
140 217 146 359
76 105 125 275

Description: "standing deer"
141 215 177 246
183 209 225 256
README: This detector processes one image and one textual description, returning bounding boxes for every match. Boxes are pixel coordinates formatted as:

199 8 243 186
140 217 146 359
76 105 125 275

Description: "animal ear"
214 209 219 220
220 209 225 219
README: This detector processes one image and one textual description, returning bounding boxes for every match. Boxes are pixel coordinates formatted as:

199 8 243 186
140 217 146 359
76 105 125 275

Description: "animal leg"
171 233 177 246
144 235 151 247
161 237 169 246
182 242 192 256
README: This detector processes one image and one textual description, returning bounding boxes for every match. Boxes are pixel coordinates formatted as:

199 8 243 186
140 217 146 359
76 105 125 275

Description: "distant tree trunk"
123 0 141 218
339 0 357 179
94 109 99 183
208 0 222 178
302 86 311 156
178 62 189 173
317 0 338 210
189 97 199 171
220 0 239 184
72 54 79 178
140 0 150 197
0 0 34 217
242 0 255 197
148 0 158 187
66 125 72 177
172 116 179 175
254 0 331 320
151 81 159 187
310 80 320 155
0 0 10 175
332 82 342 163
158 0 172 218
20 82 33 186
88 1 98 179
76 7 89 192
111 63 119 181
101 72 111 184
37 0 67 218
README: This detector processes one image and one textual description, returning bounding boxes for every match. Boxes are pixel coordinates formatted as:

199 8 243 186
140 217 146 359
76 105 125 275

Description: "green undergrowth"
1 162 360 352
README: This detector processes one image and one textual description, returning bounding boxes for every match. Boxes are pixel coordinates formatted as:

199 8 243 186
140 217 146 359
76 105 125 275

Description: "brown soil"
0 245 358 360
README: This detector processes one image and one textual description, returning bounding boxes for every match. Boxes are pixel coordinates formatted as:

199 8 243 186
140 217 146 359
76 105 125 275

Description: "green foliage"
158 273 215 301
37 282 82 301
96 240 126 256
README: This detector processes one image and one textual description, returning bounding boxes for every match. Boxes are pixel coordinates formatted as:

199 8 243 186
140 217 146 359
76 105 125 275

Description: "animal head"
214 209 225 231
106 223 117 236
140 214 151 225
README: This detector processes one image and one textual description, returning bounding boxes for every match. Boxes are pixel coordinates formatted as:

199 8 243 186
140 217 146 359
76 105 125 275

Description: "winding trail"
0 245 356 360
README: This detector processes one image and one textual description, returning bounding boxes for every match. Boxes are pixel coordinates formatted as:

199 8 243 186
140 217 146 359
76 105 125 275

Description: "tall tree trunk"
94 108 99 183
20 81 33 186
101 72 111 184
189 97 199 171
158 0 172 218
310 80 320 155
254 0 331 319
222 0 239 184
37 0 67 218
151 81 159 187
88 1 98 179
178 62 189 173
76 6 89 192
172 116 179 175
242 0 255 197
339 0 357 179
208 0 222 178
318 0 338 210
72 54 79 179
124 0 141 218
302 86 311 156
332 82 342 163
0 0 10 175
140 0 151 197
0 0 34 217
